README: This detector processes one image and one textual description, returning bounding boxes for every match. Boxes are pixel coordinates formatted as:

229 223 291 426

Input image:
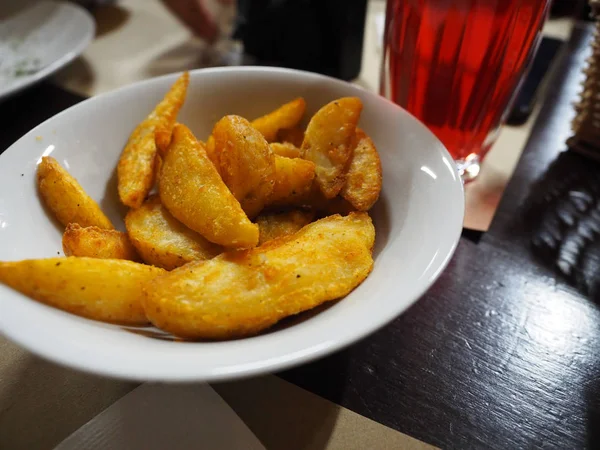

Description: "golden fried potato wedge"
126 196 222 270
340 128 382 211
301 97 363 198
277 126 304 147
63 224 139 261
118 130 156 209
154 153 163 189
159 124 259 248
118 72 189 208
268 156 316 207
143 212 375 339
270 142 301 158
205 135 218 169
256 209 315 245
213 115 276 218
38 156 114 230
251 98 306 142
154 73 190 153
0 257 164 325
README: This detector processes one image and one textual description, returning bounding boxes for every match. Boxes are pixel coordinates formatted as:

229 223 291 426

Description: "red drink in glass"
381 0 551 180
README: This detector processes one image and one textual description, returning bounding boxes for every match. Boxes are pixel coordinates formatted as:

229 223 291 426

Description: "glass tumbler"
381 0 551 181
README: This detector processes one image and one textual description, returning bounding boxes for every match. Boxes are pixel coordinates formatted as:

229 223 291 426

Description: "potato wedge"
301 97 363 198
63 224 139 261
118 72 189 208
268 156 316 207
143 212 375 339
154 73 190 154
340 129 382 211
159 124 259 248
251 98 306 142
205 135 218 169
213 115 276 218
256 209 315 245
270 142 301 159
154 153 163 189
37 156 114 230
126 196 222 270
277 126 304 147
0 257 164 325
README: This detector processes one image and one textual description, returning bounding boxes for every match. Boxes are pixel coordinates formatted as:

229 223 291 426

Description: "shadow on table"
506 148 600 447
92 3 130 38
0 338 136 450
52 56 95 95
145 40 209 78
213 367 348 450
1 343 345 450
145 39 251 79
522 149 600 301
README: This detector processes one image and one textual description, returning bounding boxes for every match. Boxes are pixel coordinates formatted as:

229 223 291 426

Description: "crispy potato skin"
143 213 375 339
0 257 164 325
126 196 222 270
159 124 259 249
63 224 139 261
276 126 304 147
251 97 306 142
340 129 382 211
118 72 189 208
154 72 190 154
301 97 363 199
37 156 114 230
270 142 301 159
154 153 163 189
268 156 316 207
256 209 315 245
205 135 218 170
118 130 156 209
213 115 276 218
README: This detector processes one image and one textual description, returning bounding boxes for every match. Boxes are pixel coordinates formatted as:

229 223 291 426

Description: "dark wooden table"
1 22 599 450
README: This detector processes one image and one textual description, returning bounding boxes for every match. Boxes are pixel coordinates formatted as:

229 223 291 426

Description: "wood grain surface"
0 22 599 450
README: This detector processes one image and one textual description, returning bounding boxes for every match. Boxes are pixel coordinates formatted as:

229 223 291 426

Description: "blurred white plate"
0 0 95 101
0 67 464 382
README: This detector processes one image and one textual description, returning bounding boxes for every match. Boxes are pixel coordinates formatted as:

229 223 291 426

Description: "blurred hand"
161 0 234 44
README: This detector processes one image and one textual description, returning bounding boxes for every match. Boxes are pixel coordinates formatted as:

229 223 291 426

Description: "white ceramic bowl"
0 68 464 382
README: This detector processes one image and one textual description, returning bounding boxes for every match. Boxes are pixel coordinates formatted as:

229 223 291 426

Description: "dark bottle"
233 0 368 81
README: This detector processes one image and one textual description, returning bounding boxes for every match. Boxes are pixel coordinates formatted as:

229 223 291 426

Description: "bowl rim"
0 66 465 381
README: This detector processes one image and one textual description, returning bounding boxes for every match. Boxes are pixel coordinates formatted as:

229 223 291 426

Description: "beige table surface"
0 335 436 450
0 0 574 448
